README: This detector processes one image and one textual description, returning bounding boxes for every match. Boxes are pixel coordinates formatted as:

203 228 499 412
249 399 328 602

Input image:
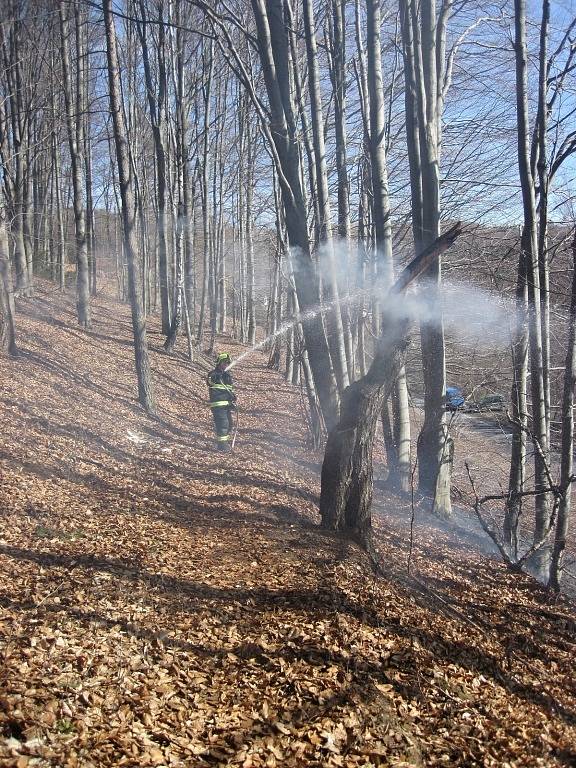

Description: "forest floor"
1 281 575 768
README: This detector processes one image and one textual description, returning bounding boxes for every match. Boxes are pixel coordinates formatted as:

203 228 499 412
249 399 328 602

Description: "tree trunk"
164 211 184 354
329 0 355 384
85 112 97 297
366 0 411 492
321 224 461 536
164 20 189 354
400 0 450 516
137 0 171 334
251 0 339 429
59 0 91 328
548 230 576 590
533 0 551 443
1 11 31 297
356 155 370 379
196 39 214 348
504 241 529 558
302 0 349 393
330 0 350 244
0 225 17 356
81 13 96 299
321 321 410 538
52 130 66 291
104 0 155 414
246 136 256 346
285 0 320 249
184 168 196 334
514 0 550 577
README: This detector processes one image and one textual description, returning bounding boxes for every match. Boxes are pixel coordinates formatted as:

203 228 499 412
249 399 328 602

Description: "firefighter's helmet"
216 352 231 366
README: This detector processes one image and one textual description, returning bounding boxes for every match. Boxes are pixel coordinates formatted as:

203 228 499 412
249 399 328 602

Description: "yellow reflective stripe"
209 400 231 408
216 434 231 441
209 384 235 392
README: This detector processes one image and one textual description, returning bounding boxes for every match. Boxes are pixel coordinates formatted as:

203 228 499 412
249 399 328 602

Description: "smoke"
228 240 516 371
391 280 516 347
316 239 517 346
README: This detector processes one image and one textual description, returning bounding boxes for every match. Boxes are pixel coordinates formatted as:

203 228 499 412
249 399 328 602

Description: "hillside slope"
1 284 575 768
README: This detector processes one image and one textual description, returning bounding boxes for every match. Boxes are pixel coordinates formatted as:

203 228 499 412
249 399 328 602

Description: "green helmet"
216 352 231 366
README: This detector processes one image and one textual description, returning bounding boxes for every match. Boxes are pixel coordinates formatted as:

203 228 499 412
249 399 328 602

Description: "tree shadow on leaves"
0 543 379 627
17 348 136 406
2 542 575 731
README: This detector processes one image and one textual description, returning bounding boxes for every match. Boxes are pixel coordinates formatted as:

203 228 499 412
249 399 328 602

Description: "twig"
465 462 515 566
390 567 492 639
506 411 557 494
464 461 575 573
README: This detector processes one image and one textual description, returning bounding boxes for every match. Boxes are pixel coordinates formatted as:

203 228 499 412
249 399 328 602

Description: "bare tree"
245 113 256 345
504 239 529 558
196 37 214 349
399 0 452 516
513 0 550 577
0 3 34 296
302 0 349 392
164 8 191 354
327 0 355 383
250 0 340 429
104 0 155 413
320 224 462 540
59 0 91 327
549 229 576 590
0 224 17 356
365 0 411 492
136 0 172 336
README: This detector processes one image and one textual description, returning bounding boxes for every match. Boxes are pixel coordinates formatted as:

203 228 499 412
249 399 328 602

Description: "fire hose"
231 406 240 450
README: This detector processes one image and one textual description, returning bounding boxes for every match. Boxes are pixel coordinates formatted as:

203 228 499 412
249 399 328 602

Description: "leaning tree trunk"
104 0 155 414
321 223 462 538
321 319 410 539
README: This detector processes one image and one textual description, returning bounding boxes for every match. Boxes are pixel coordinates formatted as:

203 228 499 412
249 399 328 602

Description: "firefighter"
207 352 236 451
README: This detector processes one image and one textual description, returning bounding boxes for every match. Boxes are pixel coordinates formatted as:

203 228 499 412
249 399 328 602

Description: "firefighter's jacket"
207 368 236 410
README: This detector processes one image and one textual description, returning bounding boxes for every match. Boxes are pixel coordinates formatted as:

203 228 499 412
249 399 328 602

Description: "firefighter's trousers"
211 404 234 450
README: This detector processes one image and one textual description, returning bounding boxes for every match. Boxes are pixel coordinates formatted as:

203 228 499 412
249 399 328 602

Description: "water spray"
228 224 515 372
227 286 367 371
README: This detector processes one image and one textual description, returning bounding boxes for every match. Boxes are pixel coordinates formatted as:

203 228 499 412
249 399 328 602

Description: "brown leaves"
0 283 575 767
